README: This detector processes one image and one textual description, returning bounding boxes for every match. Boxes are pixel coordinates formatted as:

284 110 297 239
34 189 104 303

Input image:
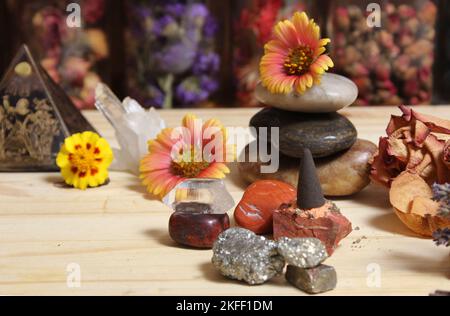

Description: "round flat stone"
255 73 358 113
250 107 357 158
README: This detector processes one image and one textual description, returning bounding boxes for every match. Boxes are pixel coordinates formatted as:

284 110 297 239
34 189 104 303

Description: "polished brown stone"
286 264 337 294
238 139 377 197
169 210 230 249
234 180 296 234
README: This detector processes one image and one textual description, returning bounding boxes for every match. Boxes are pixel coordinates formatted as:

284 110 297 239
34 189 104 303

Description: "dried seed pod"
390 172 450 237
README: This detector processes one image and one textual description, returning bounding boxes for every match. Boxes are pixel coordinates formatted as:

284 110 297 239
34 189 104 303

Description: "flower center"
284 45 314 76
69 144 102 177
71 153 93 172
171 148 210 178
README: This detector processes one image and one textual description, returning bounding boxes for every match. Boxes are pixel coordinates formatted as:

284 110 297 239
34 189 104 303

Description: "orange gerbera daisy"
140 114 235 199
260 11 334 95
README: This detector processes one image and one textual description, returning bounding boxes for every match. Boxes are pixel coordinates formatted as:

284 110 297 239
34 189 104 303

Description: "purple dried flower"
433 228 450 247
192 52 220 75
175 75 218 105
433 183 450 202
176 77 208 105
186 3 209 22
151 41 196 74
166 3 185 17
182 3 209 43
153 15 177 36
200 75 219 93
126 1 219 109
433 183 450 218
203 15 218 38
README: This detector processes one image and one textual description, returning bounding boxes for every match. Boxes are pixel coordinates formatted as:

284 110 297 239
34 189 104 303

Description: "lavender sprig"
127 1 219 108
432 183 450 218
433 183 450 202
433 228 450 247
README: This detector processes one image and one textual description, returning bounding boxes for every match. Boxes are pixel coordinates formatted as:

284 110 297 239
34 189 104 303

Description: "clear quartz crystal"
163 179 234 214
95 83 166 174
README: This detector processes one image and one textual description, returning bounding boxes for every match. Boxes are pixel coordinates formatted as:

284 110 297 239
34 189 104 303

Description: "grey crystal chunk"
212 228 285 285
286 264 337 294
277 237 328 268
163 178 234 214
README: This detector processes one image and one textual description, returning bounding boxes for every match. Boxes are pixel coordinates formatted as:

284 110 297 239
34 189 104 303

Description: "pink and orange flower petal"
140 114 235 199
260 11 334 95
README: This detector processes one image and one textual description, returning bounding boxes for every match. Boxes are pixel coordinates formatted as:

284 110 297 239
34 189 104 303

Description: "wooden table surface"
1 106 449 296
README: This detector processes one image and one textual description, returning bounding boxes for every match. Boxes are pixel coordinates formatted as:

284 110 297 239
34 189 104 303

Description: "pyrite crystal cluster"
0 45 95 171
212 228 337 294
212 228 284 285
277 237 328 268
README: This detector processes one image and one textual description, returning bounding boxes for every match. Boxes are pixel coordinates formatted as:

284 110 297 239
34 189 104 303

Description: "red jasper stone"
169 208 230 249
273 202 352 255
234 180 297 234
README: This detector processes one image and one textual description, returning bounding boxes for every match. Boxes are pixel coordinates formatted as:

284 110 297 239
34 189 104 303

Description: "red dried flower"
370 106 450 187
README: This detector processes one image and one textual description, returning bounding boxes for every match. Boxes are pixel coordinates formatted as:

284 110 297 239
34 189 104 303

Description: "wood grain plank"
0 106 449 295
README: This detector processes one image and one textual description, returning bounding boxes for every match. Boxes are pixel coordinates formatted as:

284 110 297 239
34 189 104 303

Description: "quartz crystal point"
163 179 234 215
95 83 166 174
212 228 285 285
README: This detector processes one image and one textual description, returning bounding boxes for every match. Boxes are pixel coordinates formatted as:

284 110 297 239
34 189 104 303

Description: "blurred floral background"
0 0 449 109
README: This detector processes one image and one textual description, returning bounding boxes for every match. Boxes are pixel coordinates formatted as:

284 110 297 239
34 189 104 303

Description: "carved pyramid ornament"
0 45 96 171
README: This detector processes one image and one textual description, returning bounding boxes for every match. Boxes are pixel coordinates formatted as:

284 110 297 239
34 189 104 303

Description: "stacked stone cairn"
238 73 378 197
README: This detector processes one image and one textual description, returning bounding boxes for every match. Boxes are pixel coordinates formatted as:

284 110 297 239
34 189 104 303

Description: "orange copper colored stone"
234 180 297 234
273 201 352 255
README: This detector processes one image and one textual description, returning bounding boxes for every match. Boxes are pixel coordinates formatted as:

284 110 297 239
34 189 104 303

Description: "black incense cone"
297 148 326 209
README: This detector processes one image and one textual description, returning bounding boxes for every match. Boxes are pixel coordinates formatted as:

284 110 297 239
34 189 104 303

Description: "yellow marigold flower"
56 132 113 190
260 11 334 95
